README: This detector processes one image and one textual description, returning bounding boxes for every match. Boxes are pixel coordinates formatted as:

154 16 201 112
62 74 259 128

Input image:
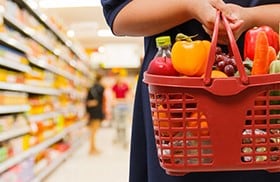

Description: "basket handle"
203 11 249 86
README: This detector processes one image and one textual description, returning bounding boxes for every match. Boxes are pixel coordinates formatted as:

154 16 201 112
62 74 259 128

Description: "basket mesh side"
149 91 213 169
241 90 280 164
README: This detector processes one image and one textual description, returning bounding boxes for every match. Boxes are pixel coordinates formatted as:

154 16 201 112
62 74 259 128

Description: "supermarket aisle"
44 123 132 182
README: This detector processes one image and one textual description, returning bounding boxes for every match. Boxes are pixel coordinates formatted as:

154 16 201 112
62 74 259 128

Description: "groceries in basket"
144 12 280 176
170 33 211 77
147 26 279 77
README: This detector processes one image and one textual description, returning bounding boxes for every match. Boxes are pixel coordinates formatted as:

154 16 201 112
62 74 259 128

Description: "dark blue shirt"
101 1 280 181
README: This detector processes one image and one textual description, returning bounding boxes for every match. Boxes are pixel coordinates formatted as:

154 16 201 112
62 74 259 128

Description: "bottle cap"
156 36 171 47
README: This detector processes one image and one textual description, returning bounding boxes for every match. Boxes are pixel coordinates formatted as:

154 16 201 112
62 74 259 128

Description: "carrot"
266 46 277 70
251 31 269 75
252 32 271 123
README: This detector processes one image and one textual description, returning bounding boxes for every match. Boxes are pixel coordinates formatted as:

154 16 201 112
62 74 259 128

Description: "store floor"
44 122 131 182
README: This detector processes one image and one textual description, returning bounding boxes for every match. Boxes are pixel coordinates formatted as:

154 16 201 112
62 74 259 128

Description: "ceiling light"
97 29 114 37
39 0 101 8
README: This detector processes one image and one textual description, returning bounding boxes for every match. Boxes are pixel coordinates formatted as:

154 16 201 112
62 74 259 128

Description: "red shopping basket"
143 11 280 176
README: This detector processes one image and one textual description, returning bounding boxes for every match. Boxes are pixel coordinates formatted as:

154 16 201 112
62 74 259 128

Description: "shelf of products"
0 121 88 181
0 0 91 181
0 33 29 53
31 128 89 182
0 105 30 114
0 82 60 95
13 0 88 62
27 111 59 123
0 120 87 174
0 57 31 73
0 126 30 142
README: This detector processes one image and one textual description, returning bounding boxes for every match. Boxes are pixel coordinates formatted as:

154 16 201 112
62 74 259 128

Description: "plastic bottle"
154 36 172 58
147 36 179 76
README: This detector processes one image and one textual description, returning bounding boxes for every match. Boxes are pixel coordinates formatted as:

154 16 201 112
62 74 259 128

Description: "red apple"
147 57 179 76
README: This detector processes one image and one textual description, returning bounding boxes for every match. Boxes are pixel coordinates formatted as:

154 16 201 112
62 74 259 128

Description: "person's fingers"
202 23 227 37
223 12 239 22
229 19 244 31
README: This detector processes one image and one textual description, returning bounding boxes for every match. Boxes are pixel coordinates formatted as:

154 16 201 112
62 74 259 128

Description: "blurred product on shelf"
0 0 92 181
0 91 28 105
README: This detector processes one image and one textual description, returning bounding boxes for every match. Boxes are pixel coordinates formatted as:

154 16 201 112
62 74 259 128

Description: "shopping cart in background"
112 100 130 148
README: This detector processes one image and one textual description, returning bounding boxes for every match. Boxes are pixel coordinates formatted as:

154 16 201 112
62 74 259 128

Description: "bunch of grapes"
214 47 237 76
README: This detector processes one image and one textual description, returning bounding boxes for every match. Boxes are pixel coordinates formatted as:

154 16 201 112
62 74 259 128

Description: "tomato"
171 33 211 76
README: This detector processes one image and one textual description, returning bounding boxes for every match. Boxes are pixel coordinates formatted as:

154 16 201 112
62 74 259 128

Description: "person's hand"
203 3 246 45
192 0 224 34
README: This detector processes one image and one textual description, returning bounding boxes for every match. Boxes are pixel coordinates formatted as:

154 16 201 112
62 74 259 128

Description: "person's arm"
222 3 280 31
245 4 280 32
112 0 228 36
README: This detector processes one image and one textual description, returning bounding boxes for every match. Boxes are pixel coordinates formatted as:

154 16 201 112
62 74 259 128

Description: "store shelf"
31 129 89 182
0 2 90 179
66 120 87 133
0 105 30 114
4 15 89 82
0 121 86 173
4 13 90 79
0 82 60 95
28 56 77 82
4 15 56 57
0 132 63 174
23 85 60 96
17 0 87 61
59 105 79 116
28 112 60 122
0 33 29 53
31 147 74 182
0 126 30 142
0 57 31 73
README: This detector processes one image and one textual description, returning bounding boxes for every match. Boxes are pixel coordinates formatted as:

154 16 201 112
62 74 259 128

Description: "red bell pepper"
244 25 279 60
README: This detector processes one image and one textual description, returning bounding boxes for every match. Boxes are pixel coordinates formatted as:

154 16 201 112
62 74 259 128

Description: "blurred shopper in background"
112 74 129 100
86 73 105 155
112 74 130 147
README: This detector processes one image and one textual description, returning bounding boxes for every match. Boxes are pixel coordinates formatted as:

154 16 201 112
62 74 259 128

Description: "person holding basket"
101 0 280 182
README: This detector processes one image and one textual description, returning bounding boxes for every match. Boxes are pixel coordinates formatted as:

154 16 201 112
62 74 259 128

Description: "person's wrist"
244 7 257 30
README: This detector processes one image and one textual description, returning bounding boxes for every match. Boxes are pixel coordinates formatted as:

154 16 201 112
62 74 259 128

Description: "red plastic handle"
203 11 248 86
